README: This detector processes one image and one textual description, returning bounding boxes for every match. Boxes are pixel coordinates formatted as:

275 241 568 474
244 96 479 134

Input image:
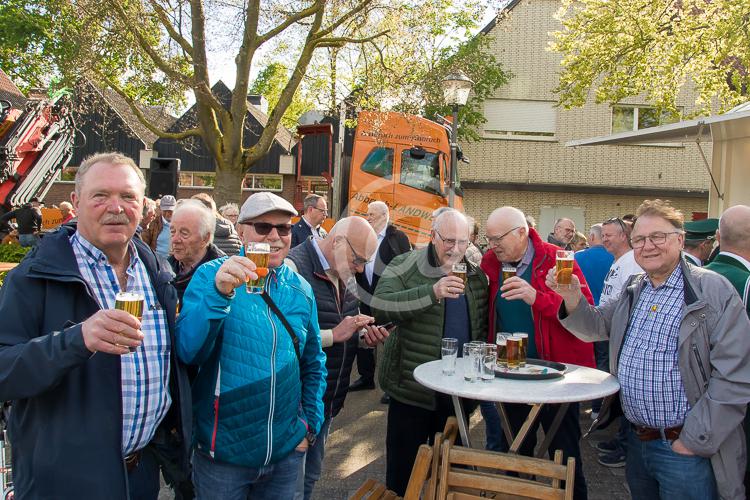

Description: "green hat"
684 218 719 241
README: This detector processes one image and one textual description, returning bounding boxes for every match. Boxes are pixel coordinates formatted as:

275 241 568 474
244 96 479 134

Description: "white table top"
414 358 620 404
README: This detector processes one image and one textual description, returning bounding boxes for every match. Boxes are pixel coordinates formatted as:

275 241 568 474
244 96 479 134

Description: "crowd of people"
0 151 750 500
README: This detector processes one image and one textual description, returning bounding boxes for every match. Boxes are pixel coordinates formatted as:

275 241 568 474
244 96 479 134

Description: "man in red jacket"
481 206 595 500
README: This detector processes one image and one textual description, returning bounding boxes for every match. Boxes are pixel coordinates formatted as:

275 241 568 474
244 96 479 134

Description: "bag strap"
261 292 302 362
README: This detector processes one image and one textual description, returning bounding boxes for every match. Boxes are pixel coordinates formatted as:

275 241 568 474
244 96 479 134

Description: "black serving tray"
493 358 566 380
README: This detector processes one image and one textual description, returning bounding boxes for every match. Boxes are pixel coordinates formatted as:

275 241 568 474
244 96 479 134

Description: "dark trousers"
591 341 609 412
386 396 474 496
127 448 161 500
355 347 376 383
498 403 587 500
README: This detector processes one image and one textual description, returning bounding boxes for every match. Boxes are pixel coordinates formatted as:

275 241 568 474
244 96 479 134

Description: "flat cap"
239 192 297 223
160 195 177 211
684 218 718 241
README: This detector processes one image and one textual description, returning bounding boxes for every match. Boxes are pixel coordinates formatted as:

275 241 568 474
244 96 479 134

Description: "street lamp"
442 71 474 207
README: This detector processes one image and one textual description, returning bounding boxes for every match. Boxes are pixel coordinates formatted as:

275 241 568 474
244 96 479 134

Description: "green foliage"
550 0 750 115
0 243 30 288
249 63 315 130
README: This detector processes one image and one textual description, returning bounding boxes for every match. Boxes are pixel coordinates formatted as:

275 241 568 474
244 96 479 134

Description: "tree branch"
315 31 389 48
257 3 323 46
148 0 194 57
316 0 374 39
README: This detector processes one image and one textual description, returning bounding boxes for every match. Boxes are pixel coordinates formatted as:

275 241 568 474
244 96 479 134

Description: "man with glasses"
480 206 594 500
372 209 488 496
548 217 577 250
291 194 328 248
683 218 719 266
287 216 388 500
551 199 750 500
175 191 327 499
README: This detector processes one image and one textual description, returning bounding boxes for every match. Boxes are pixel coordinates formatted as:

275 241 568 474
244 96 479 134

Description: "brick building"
460 0 710 236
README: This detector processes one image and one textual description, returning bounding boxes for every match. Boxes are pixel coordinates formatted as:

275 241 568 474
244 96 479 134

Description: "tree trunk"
212 160 245 206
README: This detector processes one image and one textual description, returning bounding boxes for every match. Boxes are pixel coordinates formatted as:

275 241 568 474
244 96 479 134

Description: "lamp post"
441 71 474 208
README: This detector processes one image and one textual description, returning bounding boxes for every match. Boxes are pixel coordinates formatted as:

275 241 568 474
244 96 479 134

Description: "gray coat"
560 260 750 500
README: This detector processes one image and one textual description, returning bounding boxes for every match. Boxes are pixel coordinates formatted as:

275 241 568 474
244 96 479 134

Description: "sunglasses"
242 221 292 236
604 217 627 232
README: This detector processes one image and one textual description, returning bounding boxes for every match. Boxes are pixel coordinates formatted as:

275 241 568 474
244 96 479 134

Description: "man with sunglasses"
551 199 750 500
175 192 327 500
291 194 328 248
287 216 387 500
481 206 594 500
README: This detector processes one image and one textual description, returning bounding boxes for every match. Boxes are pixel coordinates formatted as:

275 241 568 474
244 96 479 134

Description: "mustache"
100 213 131 224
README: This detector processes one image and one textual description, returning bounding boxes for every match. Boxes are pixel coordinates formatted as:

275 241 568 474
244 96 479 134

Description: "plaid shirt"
618 265 689 428
70 232 171 455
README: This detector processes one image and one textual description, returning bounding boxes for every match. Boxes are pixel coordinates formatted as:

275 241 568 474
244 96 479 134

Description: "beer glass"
441 338 458 375
451 263 468 292
481 343 496 381
506 336 521 370
501 263 517 282
514 332 528 367
496 332 511 368
114 291 144 353
556 250 575 286
246 242 270 294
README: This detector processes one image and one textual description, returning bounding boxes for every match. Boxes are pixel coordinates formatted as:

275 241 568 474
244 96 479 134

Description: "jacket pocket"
691 344 709 390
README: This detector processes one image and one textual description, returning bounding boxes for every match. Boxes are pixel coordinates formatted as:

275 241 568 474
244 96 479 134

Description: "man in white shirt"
291 194 328 248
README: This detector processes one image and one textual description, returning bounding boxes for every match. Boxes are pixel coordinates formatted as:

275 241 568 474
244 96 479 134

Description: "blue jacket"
574 245 614 305
176 256 326 468
0 225 191 499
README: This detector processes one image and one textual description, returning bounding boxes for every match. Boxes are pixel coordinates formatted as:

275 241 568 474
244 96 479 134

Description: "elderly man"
683 218 719 266
551 199 750 500
291 194 328 248
0 153 190 498
350 201 411 393
168 199 226 304
176 192 326 499
287 216 387 500
548 217 576 249
481 207 594 499
60 200 76 223
143 195 176 258
372 209 488 496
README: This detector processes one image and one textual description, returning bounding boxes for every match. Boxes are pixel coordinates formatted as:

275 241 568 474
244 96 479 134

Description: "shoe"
349 378 375 392
596 438 620 454
597 450 626 468
380 393 390 404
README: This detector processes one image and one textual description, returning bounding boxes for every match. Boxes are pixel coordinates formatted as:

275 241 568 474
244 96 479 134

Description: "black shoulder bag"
261 292 302 361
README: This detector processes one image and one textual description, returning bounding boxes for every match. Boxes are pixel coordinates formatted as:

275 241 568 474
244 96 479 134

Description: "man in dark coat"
0 153 191 499
351 201 411 393
0 197 42 247
291 194 328 248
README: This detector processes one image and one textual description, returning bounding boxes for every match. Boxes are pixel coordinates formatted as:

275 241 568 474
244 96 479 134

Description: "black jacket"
355 224 411 314
0 225 191 499
291 217 326 249
168 243 226 303
287 239 358 418
213 218 241 256
0 204 42 234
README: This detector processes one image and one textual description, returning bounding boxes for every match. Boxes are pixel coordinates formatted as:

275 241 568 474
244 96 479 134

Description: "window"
360 147 394 179
242 174 283 192
612 105 681 133
483 99 557 139
179 172 216 188
400 149 441 195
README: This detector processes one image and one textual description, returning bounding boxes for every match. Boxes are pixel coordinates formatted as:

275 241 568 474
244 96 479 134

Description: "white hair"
487 206 528 230
368 201 390 224
174 199 216 243
432 208 468 232
589 223 603 240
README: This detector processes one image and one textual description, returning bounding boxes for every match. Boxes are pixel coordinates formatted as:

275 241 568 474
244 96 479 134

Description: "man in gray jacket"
547 199 750 500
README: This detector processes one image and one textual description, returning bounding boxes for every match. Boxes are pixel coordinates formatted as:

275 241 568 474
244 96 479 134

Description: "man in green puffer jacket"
372 209 488 496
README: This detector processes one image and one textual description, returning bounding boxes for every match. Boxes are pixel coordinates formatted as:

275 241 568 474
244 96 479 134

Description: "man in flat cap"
683 218 718 267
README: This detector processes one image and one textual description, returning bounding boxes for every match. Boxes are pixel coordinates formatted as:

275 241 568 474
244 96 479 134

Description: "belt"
124 451 141 472
633 424 683 442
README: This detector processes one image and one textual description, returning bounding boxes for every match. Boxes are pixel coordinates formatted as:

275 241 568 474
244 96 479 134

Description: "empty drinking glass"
463 343 481 382
481 343 496 381
441 338 458 375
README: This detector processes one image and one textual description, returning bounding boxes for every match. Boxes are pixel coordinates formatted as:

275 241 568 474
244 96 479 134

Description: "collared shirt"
156 217 171 258
365 226 387 284
720 251 750 272
684 251 702 267
618 264 689 428
514 240 535 276
70 232 171 455
302 216 322 240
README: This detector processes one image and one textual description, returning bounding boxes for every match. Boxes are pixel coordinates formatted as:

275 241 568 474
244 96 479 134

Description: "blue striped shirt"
70 232 171 455
618 265 689 428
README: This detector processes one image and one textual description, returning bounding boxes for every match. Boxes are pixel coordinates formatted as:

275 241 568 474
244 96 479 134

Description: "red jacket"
481 228 595 368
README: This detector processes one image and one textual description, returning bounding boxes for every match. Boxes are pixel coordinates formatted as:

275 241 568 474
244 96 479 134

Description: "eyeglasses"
604 217 627 233
241 221 292 236
434 229 469 249
311 206 329 216
485 226 521 247
344 237 371 265
630 231 682 249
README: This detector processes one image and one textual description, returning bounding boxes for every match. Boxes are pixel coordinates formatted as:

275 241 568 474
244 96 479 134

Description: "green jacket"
372 244 488 410
705 253 750 316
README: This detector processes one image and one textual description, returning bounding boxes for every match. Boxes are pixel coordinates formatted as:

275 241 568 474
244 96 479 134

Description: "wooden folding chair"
436 442 575 500
349 478 399 500
424 416 460 499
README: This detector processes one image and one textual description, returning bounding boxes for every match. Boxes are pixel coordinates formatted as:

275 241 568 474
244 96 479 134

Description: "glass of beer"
506 336 520 370
556 250 575 286
496 333 510 368
514 333 528 367
246 242 270 294
114 291 144 353
502 263 517 282
451 262 468 292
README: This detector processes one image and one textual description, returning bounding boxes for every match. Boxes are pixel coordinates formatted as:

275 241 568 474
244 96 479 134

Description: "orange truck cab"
345 111 464 246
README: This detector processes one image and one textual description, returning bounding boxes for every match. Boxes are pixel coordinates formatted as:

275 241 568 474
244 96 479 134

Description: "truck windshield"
360 147 394 179
400 150 441 195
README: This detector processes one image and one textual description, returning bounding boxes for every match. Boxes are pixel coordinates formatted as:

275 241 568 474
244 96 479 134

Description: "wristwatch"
305 431 317 446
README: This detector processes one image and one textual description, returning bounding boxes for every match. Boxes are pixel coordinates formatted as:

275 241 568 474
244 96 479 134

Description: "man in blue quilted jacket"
176 192 327 499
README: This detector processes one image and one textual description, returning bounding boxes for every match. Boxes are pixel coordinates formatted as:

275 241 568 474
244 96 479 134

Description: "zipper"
692 344 708 385
210 365 221 458
264 297 278 466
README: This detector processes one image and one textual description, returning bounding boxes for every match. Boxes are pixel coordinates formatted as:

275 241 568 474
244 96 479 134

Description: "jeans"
626 426 717 499
192 448 304 500
479 401 503 452
295 416 332 500
127 449 161 500
18 233 38 247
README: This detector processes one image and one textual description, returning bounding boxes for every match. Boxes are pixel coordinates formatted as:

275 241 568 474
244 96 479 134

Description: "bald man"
286 216 389 500
481 206 594 500
372 209 488 495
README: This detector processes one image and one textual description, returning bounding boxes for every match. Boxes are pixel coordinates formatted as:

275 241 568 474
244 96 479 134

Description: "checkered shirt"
70 232 171 455
618 264 689 428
